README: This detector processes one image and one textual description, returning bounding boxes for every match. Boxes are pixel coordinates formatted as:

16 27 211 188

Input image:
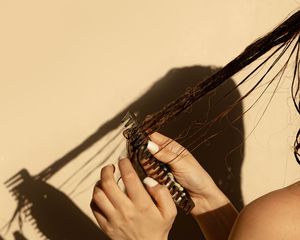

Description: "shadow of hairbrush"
4 65 243 240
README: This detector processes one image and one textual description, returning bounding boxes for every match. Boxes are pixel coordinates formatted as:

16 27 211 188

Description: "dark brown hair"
141 10 300 163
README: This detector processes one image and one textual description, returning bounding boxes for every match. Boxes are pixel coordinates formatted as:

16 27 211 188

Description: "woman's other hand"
148 132 234 216
91 158 177 240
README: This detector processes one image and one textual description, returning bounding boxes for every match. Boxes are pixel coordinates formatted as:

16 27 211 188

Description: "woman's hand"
91 158 177 240
148 132 238 240
148 132 233 215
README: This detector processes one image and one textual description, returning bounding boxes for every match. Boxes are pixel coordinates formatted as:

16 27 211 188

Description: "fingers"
92 181 115 221
92 160 155 217
147 141 176 164
148 132 189 165
143 177 177 219
149 132 172 146
118 158 152 205
100 164 130 208
90 200 108 228
149 132 184 153
147 139 180 165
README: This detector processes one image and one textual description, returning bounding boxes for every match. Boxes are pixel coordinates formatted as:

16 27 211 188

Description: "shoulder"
229 181 300 240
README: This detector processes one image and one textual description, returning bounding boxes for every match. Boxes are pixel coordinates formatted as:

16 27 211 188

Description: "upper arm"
229 186 300 240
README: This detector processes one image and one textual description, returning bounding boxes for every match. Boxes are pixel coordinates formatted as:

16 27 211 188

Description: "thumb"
143 177 177 219
147 140 178 165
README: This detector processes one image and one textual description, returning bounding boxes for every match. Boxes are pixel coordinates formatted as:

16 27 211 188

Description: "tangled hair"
141 10 300 164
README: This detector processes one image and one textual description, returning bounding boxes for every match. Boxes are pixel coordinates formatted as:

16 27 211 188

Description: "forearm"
191 187 238 240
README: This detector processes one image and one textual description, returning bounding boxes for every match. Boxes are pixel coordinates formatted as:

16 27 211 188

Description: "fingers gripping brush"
122 112 195 214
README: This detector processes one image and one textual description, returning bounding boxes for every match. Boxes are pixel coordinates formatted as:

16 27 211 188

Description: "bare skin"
91 132 300 239
229 182 300 240
91 132 238 239
91 158 177 240
148 132 238 239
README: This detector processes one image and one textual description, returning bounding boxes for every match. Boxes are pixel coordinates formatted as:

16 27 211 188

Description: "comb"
122 112 195 214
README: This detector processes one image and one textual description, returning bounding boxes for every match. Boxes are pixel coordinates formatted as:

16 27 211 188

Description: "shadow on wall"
3 65 244 240
13 231 29 240
5 169 108 240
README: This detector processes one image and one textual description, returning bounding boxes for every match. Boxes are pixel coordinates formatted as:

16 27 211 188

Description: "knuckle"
125 212 135 221
93 181 101 193
102 164 111 171
122 171 137 181
123 210 137 222
92 188 103 200
101 179 113 189
118 204 136 220
139 202 153 212
165 206 177 220
157 185 169 195
101 223 113 235
101 164 114 176
155 150 174 163
155 150 165 159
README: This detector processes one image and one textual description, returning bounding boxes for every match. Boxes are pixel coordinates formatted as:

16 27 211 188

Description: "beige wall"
1 1 299 239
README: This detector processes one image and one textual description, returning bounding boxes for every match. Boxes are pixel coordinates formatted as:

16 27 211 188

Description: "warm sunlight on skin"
229 182 300 240
92 132 238 240
91 158 176 240
92 132 300 240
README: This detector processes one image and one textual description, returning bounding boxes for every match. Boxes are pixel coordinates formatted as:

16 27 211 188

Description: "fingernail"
143 177 158 187
147 140 159 154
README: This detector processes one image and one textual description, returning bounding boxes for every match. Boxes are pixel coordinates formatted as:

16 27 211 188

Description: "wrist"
190 190 238 240
190 186 234 216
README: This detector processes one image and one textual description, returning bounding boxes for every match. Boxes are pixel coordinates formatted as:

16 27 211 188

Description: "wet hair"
140 10 300 164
